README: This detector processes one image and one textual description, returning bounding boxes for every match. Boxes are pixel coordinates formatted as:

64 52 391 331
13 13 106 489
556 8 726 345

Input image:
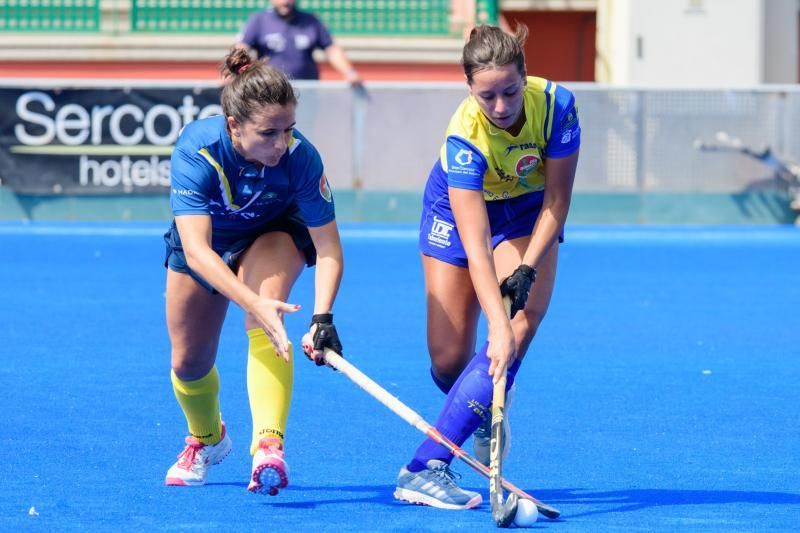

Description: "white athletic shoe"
165 423 232 486
473 383 514 467
248 437 289 496
394 459 482 510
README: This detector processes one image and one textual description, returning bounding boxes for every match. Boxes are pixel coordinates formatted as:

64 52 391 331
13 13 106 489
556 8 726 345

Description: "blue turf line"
0 222 798 531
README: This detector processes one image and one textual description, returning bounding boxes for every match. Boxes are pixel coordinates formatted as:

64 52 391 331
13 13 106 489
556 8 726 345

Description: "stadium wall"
1 80 798 225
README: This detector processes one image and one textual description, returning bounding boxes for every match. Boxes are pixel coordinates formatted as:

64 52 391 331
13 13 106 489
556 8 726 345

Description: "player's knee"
429 348 469 384
171 360 215 381
171 347 216 380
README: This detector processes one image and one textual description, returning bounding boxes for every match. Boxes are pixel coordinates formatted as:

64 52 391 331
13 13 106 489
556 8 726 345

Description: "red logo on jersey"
319 174 333 202
515 155 539 178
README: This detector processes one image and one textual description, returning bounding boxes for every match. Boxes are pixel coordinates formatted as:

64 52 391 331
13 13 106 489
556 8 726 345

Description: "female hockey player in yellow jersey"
394 24 581 510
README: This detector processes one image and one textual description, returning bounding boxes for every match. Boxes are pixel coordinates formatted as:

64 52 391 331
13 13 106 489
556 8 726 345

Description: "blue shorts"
164 207 316 294
419 163 563 268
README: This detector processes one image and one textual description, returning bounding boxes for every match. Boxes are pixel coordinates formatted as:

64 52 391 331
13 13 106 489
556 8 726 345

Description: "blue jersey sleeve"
237 14 261 50
169 147 214 215
445 135 488 190
545 85 581 159
288 139 335 226
314 16 334 49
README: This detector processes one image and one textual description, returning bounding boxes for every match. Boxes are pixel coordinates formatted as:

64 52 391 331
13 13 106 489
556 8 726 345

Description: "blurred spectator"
236 0 362 87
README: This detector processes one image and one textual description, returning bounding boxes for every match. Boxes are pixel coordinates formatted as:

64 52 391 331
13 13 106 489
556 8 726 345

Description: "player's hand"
249 298 300 362
487 321 516 384
500 264 536 318
302 313 342 368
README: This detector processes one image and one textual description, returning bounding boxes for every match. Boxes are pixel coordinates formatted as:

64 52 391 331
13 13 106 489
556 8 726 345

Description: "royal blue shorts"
419 162 563 268
164 207 316 294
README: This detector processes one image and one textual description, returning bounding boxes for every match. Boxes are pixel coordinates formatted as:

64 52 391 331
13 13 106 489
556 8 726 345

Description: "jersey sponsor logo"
494 166 515 182
454 149 473 166
173 188 195 196
561 131 572 144
427 215 454 248
449 164 481 176
561 107 579 129
505 142 537 155
319 174 333 202
255 191 279 206
515 155 539 178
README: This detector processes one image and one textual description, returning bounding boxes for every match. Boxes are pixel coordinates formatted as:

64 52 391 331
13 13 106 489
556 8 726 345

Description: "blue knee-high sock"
408 342 521 472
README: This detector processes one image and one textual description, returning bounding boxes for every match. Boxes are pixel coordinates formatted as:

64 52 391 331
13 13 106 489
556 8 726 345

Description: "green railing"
0 0 101 32
301 0 452 35
0 0 474 36
130 0 453 35
130 0 263 34
475 0 498 25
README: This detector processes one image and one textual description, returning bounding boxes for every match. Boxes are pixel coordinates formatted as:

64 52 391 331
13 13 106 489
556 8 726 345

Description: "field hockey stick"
695 132 800 192
489 296 518 527
321 348 561 519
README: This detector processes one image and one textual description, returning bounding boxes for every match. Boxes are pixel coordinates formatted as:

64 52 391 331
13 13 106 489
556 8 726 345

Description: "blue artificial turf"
0 222 798 531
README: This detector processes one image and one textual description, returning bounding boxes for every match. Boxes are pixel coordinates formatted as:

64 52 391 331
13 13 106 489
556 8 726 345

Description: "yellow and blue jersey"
169 115 335 234
419 77 578 265
437 76 580 200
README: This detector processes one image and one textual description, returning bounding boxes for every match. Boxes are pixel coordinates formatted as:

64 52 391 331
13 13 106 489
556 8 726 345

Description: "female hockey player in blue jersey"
163 47 344 496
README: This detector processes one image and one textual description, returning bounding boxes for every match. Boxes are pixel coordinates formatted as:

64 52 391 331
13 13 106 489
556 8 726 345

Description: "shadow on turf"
205 483 500 510
545 488 800 517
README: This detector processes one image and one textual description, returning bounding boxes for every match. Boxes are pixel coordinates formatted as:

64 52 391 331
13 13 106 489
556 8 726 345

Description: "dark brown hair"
461 24 529 84
220 47 297 124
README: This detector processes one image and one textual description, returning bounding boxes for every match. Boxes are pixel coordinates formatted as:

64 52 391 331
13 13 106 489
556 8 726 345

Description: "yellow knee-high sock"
171 367 222 445
247 328 293 455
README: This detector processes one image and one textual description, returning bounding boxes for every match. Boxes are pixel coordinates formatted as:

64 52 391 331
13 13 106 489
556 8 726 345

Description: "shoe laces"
429 463 461 488
259 438 283 456
176 438 205 469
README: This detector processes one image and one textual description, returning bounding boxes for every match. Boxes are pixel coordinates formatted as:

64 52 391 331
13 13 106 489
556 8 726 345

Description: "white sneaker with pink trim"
248 437 289 496
165 423 232 486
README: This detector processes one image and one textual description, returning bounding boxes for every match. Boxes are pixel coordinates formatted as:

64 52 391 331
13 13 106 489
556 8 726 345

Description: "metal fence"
287 82 800 195
2 79 798 223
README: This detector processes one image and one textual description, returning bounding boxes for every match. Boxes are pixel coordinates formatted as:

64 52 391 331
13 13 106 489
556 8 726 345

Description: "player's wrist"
311 313 334 325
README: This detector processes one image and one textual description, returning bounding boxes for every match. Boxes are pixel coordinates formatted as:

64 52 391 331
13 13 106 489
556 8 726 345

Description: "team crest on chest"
515 154 539 178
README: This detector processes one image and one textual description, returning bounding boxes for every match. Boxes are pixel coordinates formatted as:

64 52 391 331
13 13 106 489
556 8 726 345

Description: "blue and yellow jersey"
438 76 580 200
169 115 334 233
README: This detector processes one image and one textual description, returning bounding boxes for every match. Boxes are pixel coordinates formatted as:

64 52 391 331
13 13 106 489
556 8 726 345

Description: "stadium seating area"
0 0 503 78
2 0 497 36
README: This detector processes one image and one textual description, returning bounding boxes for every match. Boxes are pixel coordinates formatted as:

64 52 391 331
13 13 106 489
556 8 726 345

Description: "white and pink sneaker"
247 437 289 496
165 423 232 486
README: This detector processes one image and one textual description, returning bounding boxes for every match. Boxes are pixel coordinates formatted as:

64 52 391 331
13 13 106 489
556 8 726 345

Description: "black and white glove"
499 264 536 318
307 313 343 366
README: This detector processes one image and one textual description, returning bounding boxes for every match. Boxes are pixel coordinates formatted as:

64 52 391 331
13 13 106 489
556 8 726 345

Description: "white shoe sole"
248 455 289 496
393 488 482 510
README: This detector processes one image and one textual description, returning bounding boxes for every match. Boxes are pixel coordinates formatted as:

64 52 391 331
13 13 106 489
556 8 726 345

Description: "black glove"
309 313 343 366
499 264 536 318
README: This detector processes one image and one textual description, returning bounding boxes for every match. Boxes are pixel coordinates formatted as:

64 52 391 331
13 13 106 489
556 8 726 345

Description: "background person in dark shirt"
237 0 362 86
